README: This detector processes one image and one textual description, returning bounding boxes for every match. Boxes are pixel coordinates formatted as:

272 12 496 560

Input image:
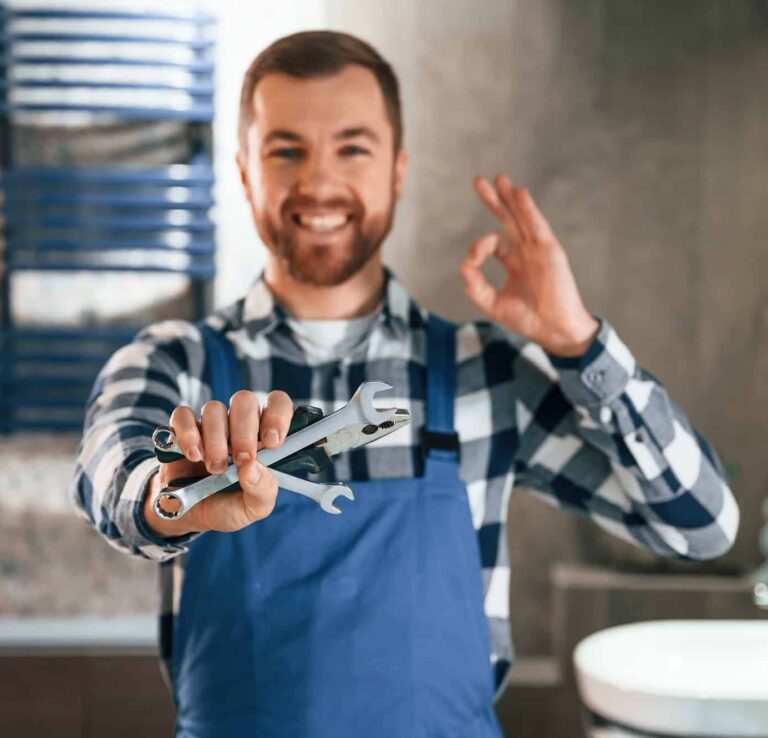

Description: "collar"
240 266 420 340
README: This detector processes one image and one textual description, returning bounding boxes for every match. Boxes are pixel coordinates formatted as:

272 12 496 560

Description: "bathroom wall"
324 0 768 656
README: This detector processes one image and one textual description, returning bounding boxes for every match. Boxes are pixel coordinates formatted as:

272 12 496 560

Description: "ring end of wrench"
153 490 187 521
152 425 177 452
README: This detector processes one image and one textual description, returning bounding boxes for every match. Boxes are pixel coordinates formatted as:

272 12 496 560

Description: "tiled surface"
0 655 175 738
0 434 155 617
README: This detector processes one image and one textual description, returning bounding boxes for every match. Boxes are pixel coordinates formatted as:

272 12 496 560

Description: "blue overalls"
172 315 504 738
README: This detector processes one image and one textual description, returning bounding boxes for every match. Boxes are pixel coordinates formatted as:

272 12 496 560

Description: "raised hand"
460 173 599 357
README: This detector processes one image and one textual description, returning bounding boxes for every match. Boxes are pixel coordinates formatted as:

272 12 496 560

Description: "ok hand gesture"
460 174 599 357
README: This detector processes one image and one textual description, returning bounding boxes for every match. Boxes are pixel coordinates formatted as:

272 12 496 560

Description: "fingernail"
210 460 226 474
247 463 262 486
188 446 202 462
265 428 280 447
235 452 252 465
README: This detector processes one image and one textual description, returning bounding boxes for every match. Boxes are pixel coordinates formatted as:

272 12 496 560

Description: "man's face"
237 64 408 287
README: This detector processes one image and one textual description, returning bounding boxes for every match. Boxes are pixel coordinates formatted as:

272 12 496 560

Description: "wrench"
271 470 353 515
154 466 353 519
152 381 397 520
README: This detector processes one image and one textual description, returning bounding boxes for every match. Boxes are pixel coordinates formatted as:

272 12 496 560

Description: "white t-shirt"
285 308 380 364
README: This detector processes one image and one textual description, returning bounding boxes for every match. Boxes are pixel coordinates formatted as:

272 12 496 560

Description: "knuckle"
201 400 226 417
178 429 200 447
252 468 277 497
265 393 292 418
250 495 276 521
230 389 258 408
256 467 274 490
170 404 194 424
204 440 228 456
268 389 291 404
239 462 261 490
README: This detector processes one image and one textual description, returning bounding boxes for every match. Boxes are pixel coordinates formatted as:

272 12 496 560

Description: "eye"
271 148 303 160
340 145 368 156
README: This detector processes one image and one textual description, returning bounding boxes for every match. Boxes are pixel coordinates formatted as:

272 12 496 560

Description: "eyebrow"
263 126 381 146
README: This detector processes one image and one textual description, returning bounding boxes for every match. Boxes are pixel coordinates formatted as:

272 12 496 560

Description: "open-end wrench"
271 470 353 515
152 381 398 520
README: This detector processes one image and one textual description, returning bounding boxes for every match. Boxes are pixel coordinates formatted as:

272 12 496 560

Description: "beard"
259 187 396 288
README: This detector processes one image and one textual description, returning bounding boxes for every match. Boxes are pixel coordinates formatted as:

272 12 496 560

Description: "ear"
235 148 251 197
393 147 408 200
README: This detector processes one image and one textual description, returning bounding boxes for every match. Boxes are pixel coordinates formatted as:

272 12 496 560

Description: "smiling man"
244 65 401 290
71 30 739 738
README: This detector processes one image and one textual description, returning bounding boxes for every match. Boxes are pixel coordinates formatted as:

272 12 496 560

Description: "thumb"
460 232 500 316
239 460 279 523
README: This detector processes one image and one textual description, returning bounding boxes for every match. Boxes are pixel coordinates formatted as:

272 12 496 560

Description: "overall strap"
423 314 459 460
197 322 242 404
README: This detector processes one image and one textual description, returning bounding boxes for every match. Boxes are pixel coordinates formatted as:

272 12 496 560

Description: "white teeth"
296 213 349 232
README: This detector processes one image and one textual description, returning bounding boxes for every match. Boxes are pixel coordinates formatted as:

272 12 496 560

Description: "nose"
294 149 338 200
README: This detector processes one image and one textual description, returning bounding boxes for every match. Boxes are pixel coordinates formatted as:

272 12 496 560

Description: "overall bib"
172 315 504 738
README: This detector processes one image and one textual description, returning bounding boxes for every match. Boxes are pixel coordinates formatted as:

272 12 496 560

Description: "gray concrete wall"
326 0 768 655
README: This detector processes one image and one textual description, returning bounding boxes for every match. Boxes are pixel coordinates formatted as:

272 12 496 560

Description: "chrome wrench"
271 470 352 515
152 428 354 517
152 381 397 520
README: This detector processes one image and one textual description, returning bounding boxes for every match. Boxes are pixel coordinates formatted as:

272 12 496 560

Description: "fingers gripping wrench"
153 381 398 519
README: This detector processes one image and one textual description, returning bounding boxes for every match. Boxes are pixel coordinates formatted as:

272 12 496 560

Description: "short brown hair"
238 30 403 154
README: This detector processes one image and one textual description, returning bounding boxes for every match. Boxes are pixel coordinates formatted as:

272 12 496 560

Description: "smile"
290 212 353 233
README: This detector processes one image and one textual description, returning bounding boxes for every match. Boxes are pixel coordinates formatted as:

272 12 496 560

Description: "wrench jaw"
353 381 398 425
320 485 355 515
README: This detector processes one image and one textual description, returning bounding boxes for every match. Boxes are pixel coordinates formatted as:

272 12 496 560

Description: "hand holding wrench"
153 381 399 520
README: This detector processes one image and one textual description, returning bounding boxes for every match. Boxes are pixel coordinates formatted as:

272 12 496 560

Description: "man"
71 30 738 738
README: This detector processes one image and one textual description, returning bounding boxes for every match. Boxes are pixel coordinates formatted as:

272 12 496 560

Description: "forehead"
250 64 391 143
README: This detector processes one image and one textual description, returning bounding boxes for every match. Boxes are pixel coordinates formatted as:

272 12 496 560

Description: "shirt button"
585 369 604 385
599 406 613 424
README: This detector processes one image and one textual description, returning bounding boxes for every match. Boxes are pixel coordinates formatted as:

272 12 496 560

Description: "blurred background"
0 0 766 736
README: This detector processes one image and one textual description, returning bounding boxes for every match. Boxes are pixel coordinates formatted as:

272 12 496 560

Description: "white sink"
574 620 768 737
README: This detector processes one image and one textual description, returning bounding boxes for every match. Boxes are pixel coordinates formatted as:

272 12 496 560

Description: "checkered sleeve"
68 320 208 562
512 317 739 560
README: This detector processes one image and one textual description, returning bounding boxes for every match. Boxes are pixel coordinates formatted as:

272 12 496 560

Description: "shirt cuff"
119 457 202 559
545 316 636 409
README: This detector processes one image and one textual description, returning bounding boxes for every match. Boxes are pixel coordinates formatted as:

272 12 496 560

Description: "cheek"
357 167 395 212
248 172 285 215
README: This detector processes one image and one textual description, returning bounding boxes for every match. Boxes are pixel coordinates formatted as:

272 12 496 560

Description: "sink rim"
574 618 768 699
573 619 768 737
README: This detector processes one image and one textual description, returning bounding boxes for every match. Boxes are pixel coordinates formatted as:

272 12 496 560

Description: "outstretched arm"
69 321 286 562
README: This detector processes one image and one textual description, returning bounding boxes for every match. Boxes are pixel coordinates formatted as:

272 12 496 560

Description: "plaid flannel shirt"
69 268 739 699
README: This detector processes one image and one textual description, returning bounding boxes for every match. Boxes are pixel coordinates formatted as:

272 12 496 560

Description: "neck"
263 253 385 320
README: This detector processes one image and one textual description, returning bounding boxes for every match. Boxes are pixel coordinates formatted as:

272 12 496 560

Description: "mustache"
282 197 363 218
